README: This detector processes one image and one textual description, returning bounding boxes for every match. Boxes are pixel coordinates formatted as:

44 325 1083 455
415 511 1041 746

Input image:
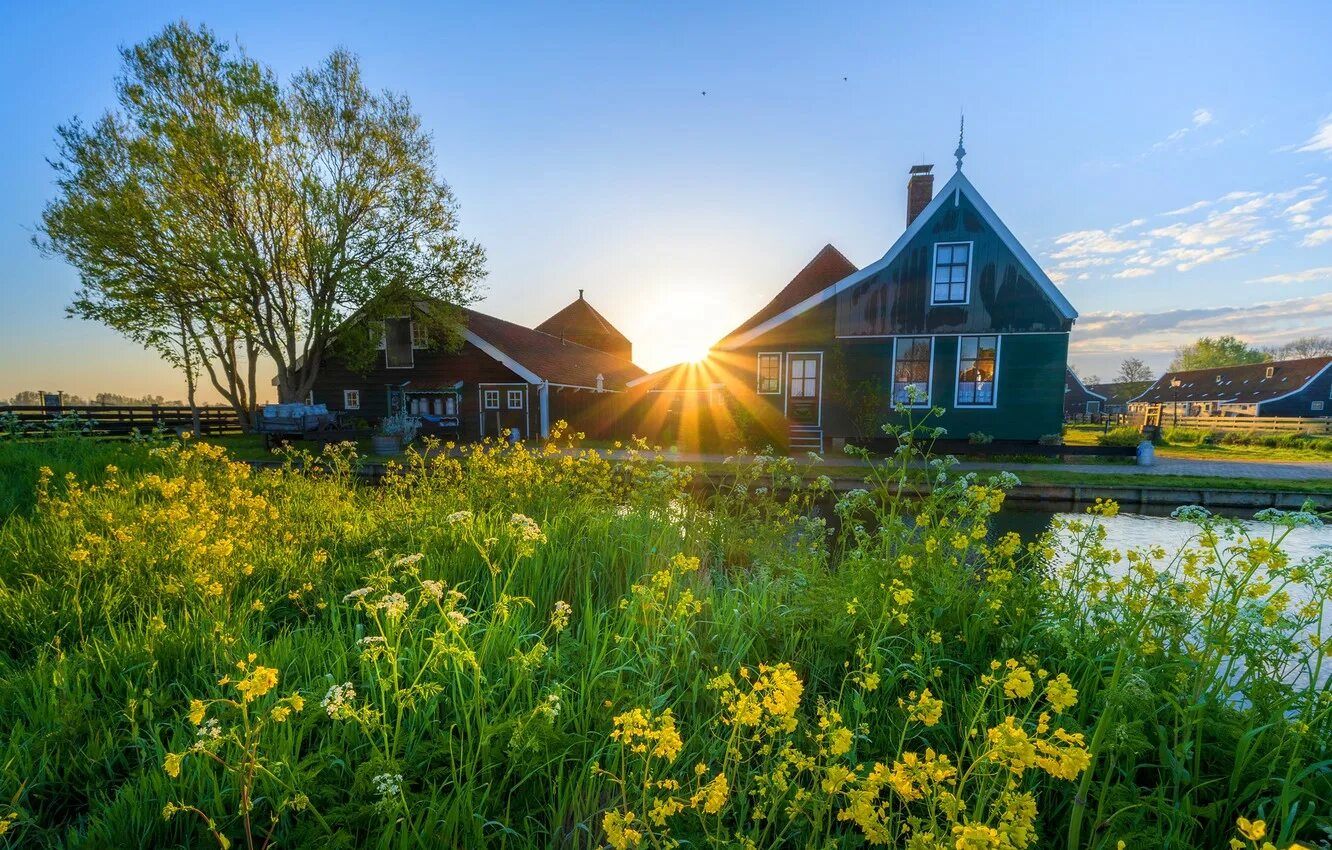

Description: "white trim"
954 334 1002 409
783 351 824 427
756 351 783 395
506 389 525 410
538 382 550 439
482 389 500 409
1256 361 1332 413
463 329 543 383
342 389 361 410
929 241 974 306
837 330 1067 339
384 316 415 369
717 171 1077 351
1066 368 1107 402
890 336 935 408
477 382 532 439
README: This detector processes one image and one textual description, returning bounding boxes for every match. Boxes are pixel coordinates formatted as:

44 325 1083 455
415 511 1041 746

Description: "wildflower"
372 773 403 798
1171 505 1211 522
908 688 944 726
1043 673 1079 713
1236 817 1266 842
612 707 683 763
343 586 373 602
445 510 473 525
322 682 357 720
691 772 729 814
163 751 183 778
551 600 572 632
188 699 206 726
1002 663 1035 700
953 821 1002 849
446 610 470 629
376 592 409 619
602 810 643 850
391 553 424 569
235 666 279 703
509 513 546 544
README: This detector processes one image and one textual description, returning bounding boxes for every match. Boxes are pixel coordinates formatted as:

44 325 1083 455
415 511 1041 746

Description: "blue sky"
3 1 1331 400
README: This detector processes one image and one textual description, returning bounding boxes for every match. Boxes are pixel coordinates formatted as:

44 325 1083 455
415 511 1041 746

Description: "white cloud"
1303 227 1332 247
1070 292 1332 350
1112 267 1155 279
1250 266 1332 284
1295 115 1332 154
1192 109 1213 127
1163 200 1211 216
1050 229 1149 259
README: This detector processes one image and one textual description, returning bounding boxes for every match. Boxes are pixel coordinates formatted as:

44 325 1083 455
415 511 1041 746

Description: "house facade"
306 297 643 441
1064 369 1107 418
1127 357 1332 418
632 160 1077 451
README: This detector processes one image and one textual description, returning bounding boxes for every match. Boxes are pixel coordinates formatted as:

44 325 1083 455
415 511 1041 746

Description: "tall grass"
0 421 1327 849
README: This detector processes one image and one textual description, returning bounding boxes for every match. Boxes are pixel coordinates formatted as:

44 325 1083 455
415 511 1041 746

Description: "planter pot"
371 433 402 455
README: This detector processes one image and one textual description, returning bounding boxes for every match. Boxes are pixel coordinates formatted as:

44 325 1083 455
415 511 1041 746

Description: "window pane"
385 318 413 367
935 266 951 283
951 265 967 284
953 244 969 262
960 337 977 359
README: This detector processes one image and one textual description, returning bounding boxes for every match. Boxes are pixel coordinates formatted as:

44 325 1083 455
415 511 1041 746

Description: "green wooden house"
632 154 1078 451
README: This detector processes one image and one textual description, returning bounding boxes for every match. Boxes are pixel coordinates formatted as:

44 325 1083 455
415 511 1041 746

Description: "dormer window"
932 243 971 305
1265 366 1275 379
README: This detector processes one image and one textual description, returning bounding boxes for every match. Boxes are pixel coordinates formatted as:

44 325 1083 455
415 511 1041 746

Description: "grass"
1 423 1329 849
1064 423 1332 463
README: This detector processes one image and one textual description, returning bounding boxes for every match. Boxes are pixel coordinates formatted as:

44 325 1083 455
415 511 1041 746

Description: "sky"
2 1 1332 402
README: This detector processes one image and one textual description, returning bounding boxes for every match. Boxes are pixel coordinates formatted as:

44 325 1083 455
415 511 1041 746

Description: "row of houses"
1063 359 1332 420
301 150 1329 452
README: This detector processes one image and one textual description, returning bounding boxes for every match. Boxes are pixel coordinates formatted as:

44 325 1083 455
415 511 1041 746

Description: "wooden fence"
1139 412 1332 435
0 405 243 438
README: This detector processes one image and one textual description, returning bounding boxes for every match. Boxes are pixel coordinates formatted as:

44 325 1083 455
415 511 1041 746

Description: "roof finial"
578 288 584 300
954 112 967 171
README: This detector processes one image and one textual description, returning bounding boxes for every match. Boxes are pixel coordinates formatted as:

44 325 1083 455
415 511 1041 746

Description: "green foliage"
967 431 994 445
1169 335 1271 372
0 425 1328 849
1116 356 1154 383
1097 426 1146 447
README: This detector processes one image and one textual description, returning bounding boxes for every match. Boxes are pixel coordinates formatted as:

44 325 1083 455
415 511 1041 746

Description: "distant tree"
1169 336 1271 372
1268 336 1332 359
1116 357 1154 383
1083 374 1102 386
37 22 485 427
5 390 86 406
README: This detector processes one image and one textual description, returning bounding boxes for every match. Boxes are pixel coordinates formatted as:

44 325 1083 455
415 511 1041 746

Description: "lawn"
0 430 1328 848
1064 423 1332 463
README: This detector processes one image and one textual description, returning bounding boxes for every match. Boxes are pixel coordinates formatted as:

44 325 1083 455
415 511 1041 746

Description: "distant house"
630 157 1078 450
305 296 643 441
1127 356 1332 418
1088 381 1152 415
1064 369 1107 418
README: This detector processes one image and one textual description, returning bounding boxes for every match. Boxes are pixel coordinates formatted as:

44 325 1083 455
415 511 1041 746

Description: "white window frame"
411 320 430 349
955 335 1001 408
1265 366 1275 379
890 336 934 408
506 389 525 409
343 389 361 410
783 351 824 427
930 242 973 306
483 389 500 410
756 352 783 395
1313 400 1326 412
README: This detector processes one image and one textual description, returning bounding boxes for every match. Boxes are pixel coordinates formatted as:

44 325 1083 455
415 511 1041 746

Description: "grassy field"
0 428 1328 848
1064 424 1332 463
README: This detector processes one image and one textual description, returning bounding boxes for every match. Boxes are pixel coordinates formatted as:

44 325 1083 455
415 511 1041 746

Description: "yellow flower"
1002 664 1035 699
235 666 279 703
1236 817 1266 842
188 699 206 726
163 752 183 778
602 810 642 850
829 726 854 756
908 688 945 726
691 772 728 814
1043 673 1078 713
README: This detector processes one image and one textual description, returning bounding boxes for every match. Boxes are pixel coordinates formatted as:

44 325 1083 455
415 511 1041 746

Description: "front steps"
788 425 824 454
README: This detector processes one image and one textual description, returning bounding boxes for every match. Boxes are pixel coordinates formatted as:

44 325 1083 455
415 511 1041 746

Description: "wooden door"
786 353 822 426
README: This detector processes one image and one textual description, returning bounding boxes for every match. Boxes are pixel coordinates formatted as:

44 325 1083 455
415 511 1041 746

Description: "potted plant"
372 411 421 455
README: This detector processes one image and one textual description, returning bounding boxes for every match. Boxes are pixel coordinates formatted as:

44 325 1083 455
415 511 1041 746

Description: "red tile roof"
716 244 857 348
464 308 645 389
1131 356 1332 405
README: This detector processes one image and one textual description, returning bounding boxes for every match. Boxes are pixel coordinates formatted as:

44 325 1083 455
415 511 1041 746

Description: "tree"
1116 357 1154 383
38 22 485 426
1169 336 1270 372
1269 336 1332 359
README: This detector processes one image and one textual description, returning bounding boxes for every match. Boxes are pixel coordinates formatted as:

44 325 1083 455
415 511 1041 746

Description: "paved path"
604 450 1332 482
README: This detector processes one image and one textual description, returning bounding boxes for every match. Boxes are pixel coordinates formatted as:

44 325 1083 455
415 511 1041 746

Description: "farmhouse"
630 153 1078 451
1064 369 1107 418
306 295 643 441
1128 356 1332 419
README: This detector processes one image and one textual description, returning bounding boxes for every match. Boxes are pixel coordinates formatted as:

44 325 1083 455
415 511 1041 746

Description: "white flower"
509 513 546 544
1254 508 1324 527
1172 505 1212 522
372 772 403 798
539 692 562 719
357 636 386 647
376 592 409 619
446 610 470 629
421 579 445 602
391 553 424 569
342 586 373 602
445 510 473 526
195 718 222 739
321 682 357 720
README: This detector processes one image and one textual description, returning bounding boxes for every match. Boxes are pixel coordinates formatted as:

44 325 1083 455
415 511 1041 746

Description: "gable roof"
715 170 1077 351
534 294 632 354
1065 369 1107 401
715 244 859 348
1088 380 1152 405
463 308 645 389
1128 356 1332 406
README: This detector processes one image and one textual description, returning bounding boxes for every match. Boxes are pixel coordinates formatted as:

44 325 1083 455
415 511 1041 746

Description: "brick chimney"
907 164 934 227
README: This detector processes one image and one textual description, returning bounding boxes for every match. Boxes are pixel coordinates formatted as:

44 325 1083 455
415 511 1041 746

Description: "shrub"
967 431 994 445
1097 426 1145 447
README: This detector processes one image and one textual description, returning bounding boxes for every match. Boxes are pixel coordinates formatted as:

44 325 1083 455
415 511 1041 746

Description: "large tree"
1269 335 1332 359
37 22 485 424
1169 335 1270 372
1115 356 1154 383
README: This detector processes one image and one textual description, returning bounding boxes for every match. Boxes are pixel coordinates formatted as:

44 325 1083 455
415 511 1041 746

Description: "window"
1265 366 1275 379
343 389 361 410
956 335 999 406
507 389 524 409
932 243 971 304
483 390 500 409
1313 400 1326 412
757 353 782 394
1086 400 1101 416
892 337 933 406
789 357 818 398
411 320 430 349
385 317 414 368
